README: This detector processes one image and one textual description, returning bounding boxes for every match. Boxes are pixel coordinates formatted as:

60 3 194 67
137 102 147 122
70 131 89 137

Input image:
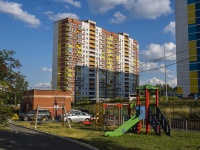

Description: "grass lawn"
14 121 200 150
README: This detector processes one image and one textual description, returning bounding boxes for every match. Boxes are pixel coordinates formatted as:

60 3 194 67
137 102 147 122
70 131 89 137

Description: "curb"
10 122 99 150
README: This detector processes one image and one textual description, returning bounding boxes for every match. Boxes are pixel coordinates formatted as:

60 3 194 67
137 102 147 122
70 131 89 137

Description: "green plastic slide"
105 115 140 137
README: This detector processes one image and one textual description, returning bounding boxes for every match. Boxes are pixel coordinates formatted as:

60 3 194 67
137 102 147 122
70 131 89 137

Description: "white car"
67 112 91 122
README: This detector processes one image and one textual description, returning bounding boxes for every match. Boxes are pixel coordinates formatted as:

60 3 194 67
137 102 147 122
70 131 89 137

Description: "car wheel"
23 116 28 121
85 118 90 122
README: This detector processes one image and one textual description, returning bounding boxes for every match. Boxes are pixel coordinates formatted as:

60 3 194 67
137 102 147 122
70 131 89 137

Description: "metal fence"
138 119 200 132
159 103 200 120
170 119 200 131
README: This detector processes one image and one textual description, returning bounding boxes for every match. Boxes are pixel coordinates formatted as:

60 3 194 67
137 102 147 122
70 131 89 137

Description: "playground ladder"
149 108 161 135
155 107 170 136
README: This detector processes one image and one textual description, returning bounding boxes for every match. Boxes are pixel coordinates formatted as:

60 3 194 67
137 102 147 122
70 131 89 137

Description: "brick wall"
22 89 72 117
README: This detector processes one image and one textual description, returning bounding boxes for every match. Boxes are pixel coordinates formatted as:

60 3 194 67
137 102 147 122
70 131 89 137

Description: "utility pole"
164 45 168 101
96 58 99 103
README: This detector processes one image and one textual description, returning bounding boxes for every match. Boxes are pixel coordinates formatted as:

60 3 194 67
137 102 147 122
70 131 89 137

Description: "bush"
0 103 13 126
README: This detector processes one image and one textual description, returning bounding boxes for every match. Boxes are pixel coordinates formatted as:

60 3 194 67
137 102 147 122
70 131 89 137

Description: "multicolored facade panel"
52 18 139 102
176 0 200 97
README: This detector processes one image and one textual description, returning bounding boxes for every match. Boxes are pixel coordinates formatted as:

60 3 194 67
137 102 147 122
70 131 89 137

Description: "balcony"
90 26 95 31
125 53 129 57
90 35 95 39
90 30 95 35
89 64 95 68
89 61 95 65
89 85 95 88
90 39 95 44
89 58 95 62
89 44 95 49
125 45 129 50
89 79 95 83
125 49 129 53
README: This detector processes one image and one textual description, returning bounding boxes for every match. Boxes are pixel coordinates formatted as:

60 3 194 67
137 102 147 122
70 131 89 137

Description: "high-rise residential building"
52 18 139 102
175 0 200 97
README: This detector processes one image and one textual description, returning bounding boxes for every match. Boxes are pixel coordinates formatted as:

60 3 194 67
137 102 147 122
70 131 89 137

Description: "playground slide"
104 115 140 137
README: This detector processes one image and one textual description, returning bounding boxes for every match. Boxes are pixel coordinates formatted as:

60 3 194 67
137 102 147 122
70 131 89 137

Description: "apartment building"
52 18 139 102
175 0 200 97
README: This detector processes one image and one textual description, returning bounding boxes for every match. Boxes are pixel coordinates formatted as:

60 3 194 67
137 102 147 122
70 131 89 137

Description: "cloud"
140 42 176 62
124 0 172 19
110 11 126 24
140 77 165 86
167 74 175 78
34 82 51 88
0 1 40 28
88 0 172 19
140 77 177 88
140 62 170 73
87 0 125 14
42 67 52 72
44 11 79 21
164 21 175 35
54 0 81 7
168 77 177 88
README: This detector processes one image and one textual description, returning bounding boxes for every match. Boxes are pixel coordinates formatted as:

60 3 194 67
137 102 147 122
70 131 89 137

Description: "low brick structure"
21 89 72 117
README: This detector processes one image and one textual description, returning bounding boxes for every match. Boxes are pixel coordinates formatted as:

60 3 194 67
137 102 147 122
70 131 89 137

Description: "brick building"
21 89 72 117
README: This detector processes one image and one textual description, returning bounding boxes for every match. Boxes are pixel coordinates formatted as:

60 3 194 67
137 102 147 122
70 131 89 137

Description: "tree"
0 50 29 104
0 49 21 93
12 73 29 105
0 103 13 126
0 49 29 125
155 84 174 96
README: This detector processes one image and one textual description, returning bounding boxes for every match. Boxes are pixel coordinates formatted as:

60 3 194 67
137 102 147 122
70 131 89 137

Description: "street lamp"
164 44 168 101
96 58 100 103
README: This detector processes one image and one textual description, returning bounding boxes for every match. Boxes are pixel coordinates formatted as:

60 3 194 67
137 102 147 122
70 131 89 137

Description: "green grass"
14 121 200 150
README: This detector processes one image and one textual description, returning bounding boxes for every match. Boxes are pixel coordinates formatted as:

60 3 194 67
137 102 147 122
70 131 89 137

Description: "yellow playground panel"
94 102 131 130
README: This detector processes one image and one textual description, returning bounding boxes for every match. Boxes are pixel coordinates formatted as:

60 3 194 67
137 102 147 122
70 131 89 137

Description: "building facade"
175 0 200 97
22 89 72 117
52 18 139 102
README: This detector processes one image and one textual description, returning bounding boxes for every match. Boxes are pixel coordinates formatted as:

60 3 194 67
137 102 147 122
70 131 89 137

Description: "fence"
170 119 200 131
138 119 200 132
158 102 200 120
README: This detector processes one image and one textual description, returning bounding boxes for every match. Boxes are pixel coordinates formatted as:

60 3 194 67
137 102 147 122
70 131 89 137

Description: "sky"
0 0 176 89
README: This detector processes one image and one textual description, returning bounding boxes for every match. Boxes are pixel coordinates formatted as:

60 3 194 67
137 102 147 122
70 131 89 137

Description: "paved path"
0 124 96 150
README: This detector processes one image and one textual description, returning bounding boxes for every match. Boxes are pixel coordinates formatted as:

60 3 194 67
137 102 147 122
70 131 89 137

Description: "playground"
91 84 170 137
14 120 200 150
29 84 171 136
12 84 200 149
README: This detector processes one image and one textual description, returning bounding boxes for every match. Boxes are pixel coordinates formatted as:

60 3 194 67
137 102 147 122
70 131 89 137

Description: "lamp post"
164 45 168 101
96 58 100 103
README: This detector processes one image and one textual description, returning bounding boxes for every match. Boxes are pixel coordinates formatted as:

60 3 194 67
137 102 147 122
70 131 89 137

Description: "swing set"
30 105 71 129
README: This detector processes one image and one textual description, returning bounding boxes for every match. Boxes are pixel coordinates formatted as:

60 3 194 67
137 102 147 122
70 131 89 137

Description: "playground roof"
136 84 158 90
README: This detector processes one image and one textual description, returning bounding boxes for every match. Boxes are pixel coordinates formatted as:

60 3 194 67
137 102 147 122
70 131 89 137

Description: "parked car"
58 109 81 121
19 109 51 121
59 111 92 122
67 112 92 122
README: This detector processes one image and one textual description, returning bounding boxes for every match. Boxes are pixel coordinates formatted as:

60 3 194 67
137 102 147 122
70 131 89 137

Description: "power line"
140 55 195 73
139 46 198 65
